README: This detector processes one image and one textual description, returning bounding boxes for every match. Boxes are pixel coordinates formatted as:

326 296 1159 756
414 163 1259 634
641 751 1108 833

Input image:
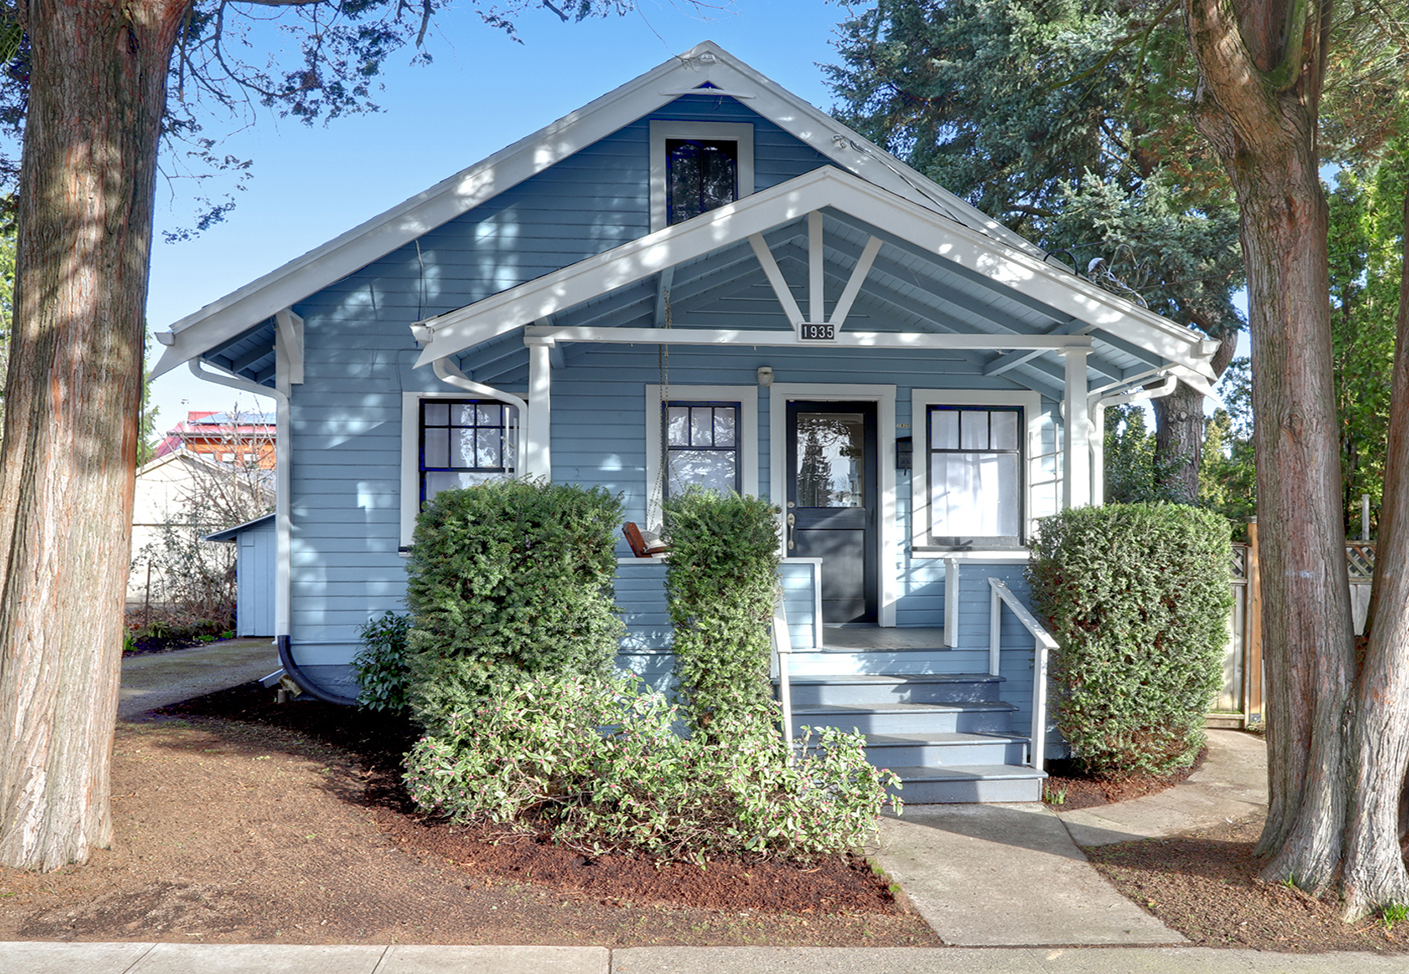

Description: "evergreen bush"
403 673 898 863
1026 503 1232 777
353 610 412 713
663 489 781 740
404 479 624 732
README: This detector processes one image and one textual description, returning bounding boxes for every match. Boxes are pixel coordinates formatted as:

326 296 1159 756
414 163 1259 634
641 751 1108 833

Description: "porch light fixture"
757 366 774 387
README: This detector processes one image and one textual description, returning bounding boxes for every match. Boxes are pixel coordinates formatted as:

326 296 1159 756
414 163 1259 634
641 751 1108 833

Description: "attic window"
649 121 754 233
666 139 738 225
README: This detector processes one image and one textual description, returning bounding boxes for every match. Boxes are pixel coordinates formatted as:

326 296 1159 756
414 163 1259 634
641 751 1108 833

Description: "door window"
794 411 866 508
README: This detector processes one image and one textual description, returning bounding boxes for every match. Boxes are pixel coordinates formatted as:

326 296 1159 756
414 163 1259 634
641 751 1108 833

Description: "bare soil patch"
1042 748 1206 810
1085 815 1409 953
0 683 937 947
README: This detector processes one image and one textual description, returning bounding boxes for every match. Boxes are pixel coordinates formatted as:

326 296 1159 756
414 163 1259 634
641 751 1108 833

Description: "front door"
786 401 879 624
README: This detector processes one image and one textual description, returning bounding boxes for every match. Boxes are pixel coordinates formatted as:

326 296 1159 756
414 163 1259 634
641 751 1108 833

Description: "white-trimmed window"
912 389 1044 553
644 384 759 525
401 393 519 546
649 121 754 232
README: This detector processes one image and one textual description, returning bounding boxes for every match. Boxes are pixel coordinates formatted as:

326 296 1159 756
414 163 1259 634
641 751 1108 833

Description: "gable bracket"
748 232 806 334
274 309 304 386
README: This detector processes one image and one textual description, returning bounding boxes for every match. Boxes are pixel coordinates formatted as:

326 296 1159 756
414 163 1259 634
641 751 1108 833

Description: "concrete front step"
785 673 1003 707
889 764 1048 804
791 700 1017 736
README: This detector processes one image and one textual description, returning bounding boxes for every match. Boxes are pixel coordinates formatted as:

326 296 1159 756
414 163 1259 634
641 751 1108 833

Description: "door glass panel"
795 412 866 508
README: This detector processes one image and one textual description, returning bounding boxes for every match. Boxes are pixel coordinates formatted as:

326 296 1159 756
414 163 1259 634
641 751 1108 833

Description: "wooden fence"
1211 523 1376 728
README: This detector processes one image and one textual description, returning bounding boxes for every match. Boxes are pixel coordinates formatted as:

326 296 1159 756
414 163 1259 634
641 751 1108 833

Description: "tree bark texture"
1152 339 1236 502
1341 190 1409 918
0 0 189 869
1152 381 1203 502
1182 0 1356 895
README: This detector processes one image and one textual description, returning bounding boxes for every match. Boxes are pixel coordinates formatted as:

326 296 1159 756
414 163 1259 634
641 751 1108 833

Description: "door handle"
786 512 796 551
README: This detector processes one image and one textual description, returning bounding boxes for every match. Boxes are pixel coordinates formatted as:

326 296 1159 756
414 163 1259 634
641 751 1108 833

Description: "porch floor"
817 626 947 651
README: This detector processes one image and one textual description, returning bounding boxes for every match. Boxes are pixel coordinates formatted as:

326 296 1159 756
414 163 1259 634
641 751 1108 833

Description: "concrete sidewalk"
119 638 280 718
3 943 1404 974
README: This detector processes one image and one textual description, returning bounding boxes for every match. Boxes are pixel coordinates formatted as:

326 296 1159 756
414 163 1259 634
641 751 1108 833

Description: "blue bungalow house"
153 42 1219 801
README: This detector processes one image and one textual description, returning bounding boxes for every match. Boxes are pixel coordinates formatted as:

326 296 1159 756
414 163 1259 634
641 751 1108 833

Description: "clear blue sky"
146 0 843 428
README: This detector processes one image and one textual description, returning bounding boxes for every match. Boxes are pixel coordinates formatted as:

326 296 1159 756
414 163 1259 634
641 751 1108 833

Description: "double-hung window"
663 401 740 495
926 405 1023 547
419 399 517 505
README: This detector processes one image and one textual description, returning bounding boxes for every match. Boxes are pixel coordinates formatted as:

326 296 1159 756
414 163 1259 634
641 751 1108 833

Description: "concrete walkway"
867 730 1267 947
118 638 281 718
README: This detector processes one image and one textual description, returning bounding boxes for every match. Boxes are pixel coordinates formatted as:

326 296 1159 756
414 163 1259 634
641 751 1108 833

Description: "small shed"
204 513 276 637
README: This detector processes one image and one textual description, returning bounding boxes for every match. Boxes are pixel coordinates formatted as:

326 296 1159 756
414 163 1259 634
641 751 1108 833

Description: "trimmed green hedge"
663 490 781 741
404 479 624 732
1026 503 1232 777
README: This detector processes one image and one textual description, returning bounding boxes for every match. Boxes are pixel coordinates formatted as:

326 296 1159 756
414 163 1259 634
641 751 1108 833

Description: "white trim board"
643 384 761 530
909 388 1045 556
768 383 898 629
152 41 1052 379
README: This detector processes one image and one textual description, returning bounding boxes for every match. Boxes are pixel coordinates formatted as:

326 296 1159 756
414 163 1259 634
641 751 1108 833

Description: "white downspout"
431 357 529 415
188 358 290 637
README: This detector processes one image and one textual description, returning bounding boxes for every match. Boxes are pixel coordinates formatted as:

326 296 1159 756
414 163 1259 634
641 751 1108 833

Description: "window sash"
665 139 738 225
927 405 1023 546
664 401 741 495
420 399 516 506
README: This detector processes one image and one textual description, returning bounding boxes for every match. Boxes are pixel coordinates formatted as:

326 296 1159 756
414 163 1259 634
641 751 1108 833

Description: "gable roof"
152 40 1065 379
412 166 1218 381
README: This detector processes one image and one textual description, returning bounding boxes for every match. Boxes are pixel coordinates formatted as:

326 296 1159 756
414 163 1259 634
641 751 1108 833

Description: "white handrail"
772 592 794 753
989 577 1058 771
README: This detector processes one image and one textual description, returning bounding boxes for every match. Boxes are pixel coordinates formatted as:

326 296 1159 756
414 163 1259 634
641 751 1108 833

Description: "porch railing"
989 577 1057 771
771 593 794 752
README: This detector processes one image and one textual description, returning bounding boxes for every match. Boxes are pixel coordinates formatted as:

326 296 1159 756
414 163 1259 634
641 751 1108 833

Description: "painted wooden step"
784 673 1003 707
856 732 1029 768
790 700 1018 736
785 650 988 677
887 764 1048 804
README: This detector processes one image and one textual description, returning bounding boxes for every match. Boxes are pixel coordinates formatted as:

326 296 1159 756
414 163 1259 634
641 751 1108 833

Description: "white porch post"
525 336 554 479
1064 348 1091 509
1091 401 1106 506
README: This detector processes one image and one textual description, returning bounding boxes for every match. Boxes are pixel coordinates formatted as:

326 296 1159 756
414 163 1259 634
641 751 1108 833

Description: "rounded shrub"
1026 503 1233 777
662 489 781 741
404 479 624 732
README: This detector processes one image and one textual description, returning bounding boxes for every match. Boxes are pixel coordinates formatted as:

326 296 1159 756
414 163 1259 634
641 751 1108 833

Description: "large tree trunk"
1152 337 1238 502
1182 0 1357 895
0 0 188 869
1152 381 1203 502
1342 190 1409 918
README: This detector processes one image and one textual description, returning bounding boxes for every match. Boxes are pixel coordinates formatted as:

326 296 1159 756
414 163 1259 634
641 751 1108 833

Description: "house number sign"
797 322 836 342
